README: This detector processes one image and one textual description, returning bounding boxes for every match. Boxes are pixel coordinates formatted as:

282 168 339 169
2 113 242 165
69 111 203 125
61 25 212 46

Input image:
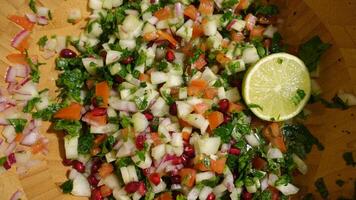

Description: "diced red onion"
175 3 183 18
226 19 237 31
21 131 39 146
0 97 16 112
25 13 37 23
5 67 17 83
37 16 48 25
245 14 257 31
11 30 30 49
4 142 16 156
22 119 37 136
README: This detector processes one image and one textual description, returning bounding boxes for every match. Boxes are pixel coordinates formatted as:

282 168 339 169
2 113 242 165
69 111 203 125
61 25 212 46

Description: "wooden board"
0 0 355 199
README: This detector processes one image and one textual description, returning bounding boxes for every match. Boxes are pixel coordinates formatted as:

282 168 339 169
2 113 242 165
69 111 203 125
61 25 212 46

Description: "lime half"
242 53 311 121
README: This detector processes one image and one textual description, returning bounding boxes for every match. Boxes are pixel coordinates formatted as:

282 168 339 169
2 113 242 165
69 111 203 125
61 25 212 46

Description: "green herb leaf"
189 49 203 64
23 97 41 113
135 97 148 111
222 0 239 9
255 4 279 16
37 36 48 48
56 68 88 102
29 0 37 13
120 115 132 128
32 103 62 120
270 32 286 53
315 177 329 199
115 157 134 168
0 157 7 165
298 36 331 72
100 135 116 155
60 179 73 194
176 194 187 200
54 120 82 136
8 118 27 133
136 151 146 161
78 133 94 154
214 122 234 143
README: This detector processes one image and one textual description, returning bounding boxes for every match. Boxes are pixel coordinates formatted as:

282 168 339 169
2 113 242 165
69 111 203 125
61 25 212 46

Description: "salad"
2 0 356 200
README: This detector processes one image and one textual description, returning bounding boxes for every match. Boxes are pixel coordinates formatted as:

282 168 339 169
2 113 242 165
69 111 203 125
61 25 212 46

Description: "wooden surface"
0 0 355 199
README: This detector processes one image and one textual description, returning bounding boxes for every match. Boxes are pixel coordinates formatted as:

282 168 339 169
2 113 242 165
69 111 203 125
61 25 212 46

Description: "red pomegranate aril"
171 175 181 184
73 160 86 173
91 159 102 173
60 48 77 58
125 182 140 193
169 102 178 116
88 174 99 186
149 173 161 185
223 114 231 124
183 144 195 158
62 158 73 166
172 156 182 165
91 188 103 200
166 49 175 62
229 148 241 155
144 112 154 121
8 153 16 164
137 182 147 195
114 75 125 84
121 56 134 64
3 160 11 170
242 191 253 200
91 107 107 116
206 193 216 200
218 99 229 112
135 135 146 150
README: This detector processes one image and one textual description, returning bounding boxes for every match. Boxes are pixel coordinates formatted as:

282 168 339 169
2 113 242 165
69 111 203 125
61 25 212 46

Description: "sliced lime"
242 53 311 121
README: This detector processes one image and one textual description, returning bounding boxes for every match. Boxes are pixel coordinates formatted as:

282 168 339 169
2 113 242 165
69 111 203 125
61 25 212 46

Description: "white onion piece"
37 16 49 25
21 132 39 146
25 13 37 23
11 30 30 49
267 147 283 159
109 97 137 112
2 125 16 143
0 97 16 112
5 67 17 83
37 7 50 17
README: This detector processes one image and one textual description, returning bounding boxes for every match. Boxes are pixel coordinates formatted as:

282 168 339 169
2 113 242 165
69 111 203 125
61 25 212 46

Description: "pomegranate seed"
121 56 134 64
91 159 102 173
169 102 178 116
135 135 146 150
206 193 216 200
144 112 154 121
60 48 77 58
183 144 195 158
171 175 181 184
125 182 140 193
88 174 99 186
137 182 147 195
172 156 182 165
166 49 175 62
73 160 86 173
62 158 73 166
8 153 16 164
223 114 231 124
91 107 107 116
149 173 161 185
218 99 229 113
3 160 11 170
91 188 103 200
229 148 241 155
242 191 253 200
143 168 150 176
114 75 125 84
181 154 189 166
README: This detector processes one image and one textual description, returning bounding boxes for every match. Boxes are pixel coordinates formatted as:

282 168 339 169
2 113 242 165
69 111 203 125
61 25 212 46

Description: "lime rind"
242 53 311 121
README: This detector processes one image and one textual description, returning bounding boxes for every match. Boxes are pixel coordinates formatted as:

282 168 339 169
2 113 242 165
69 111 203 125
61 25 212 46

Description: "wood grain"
0 0 355 199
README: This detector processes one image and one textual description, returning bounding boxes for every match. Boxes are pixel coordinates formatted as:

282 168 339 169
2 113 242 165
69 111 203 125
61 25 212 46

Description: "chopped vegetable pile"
2 0 356 200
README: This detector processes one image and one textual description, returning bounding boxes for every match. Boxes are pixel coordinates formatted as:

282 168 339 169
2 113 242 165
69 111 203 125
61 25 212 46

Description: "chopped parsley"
78 133 94 154
135 97 148 111
37 36 48 48
23 97 41 113
29 0 37 13
60 179 73 194
8 118 27 133
120 115 132 128
189 49 203 64
222 0 239 9
115 157 134 168
54 120 82 136
32 103 62 120
315 177 329 199
56 68 88 102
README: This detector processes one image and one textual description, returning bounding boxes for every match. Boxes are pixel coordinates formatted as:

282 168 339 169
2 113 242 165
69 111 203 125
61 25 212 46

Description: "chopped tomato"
157 30 178 47
139 73 150 82
204 87 217 99
15 37 30 52
199 0 214 16
245 14 257 31
100 185 113 197
84 111 107 125
228 102 244 113
207 111 224 130
184 5 199 20
188 79 208 96
8 15 34 30
94 134 107 146
182 131 191 141
192 23 204 39
180 42 193 56
252 157 267 170
193 54 207 70
267 186 280 200
193 102 210 114
86 79 95 89
15 134 24 142
271 137 287 153
91 147 101 156
211 157 226 174
151 132 162 146
143 32 158 42
179 118 191 128
179 168 196 187
54 103 82 120
231 31 245 43
262 123 287 152
216 53 231 65
221 39 230 48
194 162 210 171
98 163 114 178
31 141 46 154
154 7 172 20
250 26 265 39
95 81 110 108
155 192 173 200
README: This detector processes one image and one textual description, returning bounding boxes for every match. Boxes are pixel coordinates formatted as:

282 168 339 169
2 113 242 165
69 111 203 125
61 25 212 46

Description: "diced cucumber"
64 135 79 159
